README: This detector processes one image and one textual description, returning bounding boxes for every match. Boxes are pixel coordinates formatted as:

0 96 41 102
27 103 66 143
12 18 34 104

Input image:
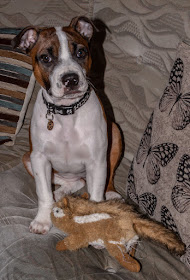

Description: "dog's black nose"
61 73 79 89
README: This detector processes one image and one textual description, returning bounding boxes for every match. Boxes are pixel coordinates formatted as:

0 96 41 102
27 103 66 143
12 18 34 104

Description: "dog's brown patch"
29 28 59 89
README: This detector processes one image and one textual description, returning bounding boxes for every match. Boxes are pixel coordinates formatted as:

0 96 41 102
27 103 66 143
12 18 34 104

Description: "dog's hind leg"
105 122 123 200
23 151 34 177
53 175 85 202
22 153 85 202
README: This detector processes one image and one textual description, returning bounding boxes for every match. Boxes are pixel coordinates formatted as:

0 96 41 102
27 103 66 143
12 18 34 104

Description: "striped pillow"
0 28 35 145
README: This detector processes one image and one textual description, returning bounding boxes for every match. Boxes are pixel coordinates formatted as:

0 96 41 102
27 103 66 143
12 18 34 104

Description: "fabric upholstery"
0 0 190 279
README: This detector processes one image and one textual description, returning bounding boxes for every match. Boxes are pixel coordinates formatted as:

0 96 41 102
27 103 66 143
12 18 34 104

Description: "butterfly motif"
159 57 190 130
171 154 190 213
136 113 178 184
127 162 157 216
161 205 180 237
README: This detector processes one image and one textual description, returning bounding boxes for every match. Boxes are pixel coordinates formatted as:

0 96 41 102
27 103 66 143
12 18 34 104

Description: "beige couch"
0 1 190 279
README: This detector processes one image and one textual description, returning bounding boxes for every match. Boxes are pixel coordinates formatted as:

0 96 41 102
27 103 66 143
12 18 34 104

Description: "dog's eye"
40 54 52 63
76 48 87 59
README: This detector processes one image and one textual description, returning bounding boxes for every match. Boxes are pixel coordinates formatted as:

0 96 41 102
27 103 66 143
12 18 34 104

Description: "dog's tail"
133 217 185 255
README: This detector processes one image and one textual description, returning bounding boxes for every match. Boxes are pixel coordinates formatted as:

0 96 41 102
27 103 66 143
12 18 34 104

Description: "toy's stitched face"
52 206 65 218
52 197 71 221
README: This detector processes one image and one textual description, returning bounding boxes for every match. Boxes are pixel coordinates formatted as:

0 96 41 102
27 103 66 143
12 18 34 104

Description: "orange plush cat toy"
51 195 185 272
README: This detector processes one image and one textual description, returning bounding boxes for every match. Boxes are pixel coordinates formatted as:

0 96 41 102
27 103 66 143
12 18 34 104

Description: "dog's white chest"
44 122 90 173
31 89 107 175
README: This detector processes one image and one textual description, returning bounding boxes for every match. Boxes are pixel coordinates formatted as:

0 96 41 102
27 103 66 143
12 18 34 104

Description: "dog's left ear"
70 16 96 41
11 26 39 53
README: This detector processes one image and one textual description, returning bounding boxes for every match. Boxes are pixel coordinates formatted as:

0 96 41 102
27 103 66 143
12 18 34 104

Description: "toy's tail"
133 217 185 255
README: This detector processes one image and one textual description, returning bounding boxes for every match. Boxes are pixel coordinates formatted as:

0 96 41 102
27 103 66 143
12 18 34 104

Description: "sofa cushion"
126 41 190 269
0 28 35 145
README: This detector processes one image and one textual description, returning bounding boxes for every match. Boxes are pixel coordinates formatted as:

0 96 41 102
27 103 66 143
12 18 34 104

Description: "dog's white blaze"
74 213 111 224
55 27 70 61
52 207 65 218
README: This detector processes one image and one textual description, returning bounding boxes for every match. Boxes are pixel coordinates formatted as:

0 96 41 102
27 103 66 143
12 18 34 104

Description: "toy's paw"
56 240 68 251
29 219 52 234
105 191 122 200
122 254 141 272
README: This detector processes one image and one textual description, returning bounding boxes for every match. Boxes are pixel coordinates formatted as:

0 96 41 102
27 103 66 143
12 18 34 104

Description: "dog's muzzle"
61 72 79 90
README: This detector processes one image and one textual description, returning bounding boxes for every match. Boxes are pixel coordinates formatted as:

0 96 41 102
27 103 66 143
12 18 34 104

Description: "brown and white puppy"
12 17 122 234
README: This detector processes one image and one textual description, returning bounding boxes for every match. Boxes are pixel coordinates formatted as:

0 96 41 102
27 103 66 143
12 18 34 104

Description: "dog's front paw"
29 218 52 234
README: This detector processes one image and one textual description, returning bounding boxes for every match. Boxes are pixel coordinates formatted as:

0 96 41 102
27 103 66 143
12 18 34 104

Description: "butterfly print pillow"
126 42 190 269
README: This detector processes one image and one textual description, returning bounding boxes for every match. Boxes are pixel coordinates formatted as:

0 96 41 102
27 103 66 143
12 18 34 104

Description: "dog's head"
12 17 95 99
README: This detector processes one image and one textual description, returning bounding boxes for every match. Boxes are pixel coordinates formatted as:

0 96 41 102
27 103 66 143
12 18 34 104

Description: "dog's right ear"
11 26 39 53
70 16 97 42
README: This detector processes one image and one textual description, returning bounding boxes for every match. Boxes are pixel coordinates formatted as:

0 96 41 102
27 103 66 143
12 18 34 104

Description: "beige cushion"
127 42 190 269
